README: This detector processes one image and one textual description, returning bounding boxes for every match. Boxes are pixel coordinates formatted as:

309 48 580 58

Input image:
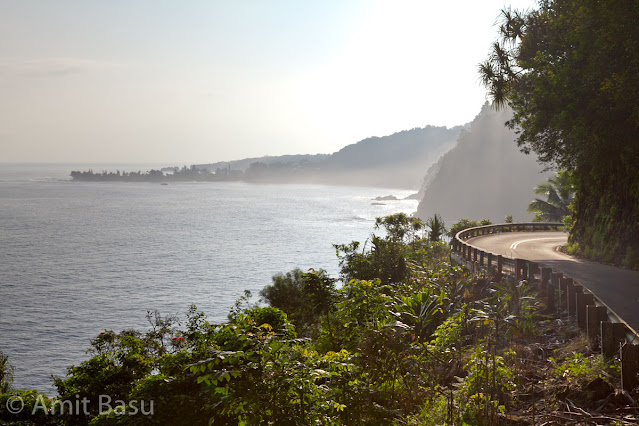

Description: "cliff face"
416 104 552 224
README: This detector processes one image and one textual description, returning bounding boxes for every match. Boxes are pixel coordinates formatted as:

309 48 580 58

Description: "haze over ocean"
0 163 418 393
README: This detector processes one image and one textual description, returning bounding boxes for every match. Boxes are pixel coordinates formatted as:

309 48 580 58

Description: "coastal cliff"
416 104 552 224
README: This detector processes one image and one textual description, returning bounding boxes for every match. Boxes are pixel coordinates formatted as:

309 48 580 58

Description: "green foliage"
401 392 450 426
374 212 425 243
329 279 393 352
551 353 616 386
334 236 408 285
0 350 13 394
472 277 538 343
336 213 419 285
260 268 337 338
480 1 639 268
504 214 513 224
391 290 446 342
335 213 452 287
447 218 492 239
427 310 465 360
457 346 514 425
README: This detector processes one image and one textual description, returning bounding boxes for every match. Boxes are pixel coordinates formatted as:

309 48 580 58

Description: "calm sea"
0 163 419 393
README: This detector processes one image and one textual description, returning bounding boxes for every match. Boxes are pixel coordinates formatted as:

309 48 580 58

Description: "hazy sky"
1 0 537 164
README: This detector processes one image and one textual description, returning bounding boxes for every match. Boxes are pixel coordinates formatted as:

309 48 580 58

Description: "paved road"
466 231 639 334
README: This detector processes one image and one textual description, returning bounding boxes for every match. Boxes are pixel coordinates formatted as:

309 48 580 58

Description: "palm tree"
426 214 446 242
528 171 574 222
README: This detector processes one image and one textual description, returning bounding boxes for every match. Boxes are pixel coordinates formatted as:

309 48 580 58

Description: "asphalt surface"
466 231 639 334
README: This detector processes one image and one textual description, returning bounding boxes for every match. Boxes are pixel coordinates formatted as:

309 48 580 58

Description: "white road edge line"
510 237 565 250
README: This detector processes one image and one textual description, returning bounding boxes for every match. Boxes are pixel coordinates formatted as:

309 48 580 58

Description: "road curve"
466 231 639 333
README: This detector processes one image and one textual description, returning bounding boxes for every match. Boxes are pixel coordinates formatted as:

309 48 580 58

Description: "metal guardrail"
451 223 639 391
452 223 563 274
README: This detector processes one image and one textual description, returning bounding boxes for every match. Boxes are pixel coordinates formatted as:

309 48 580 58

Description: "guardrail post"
587 305 607 347
559 276 569 311
544 272 555 311
487 253 493 269
497 255 503 275
527 262 536 282
473 248 478 263
565 278 576 315
577 293 594 329
514 259 523 281
540 267 551 294
479 250 484 266
552 271 563 313
621 343 639 391
601 322 628 357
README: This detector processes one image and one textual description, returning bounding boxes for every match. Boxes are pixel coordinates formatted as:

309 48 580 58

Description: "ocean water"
0 163 419 393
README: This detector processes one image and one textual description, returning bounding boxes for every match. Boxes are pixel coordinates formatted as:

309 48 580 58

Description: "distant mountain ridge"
189 154 330 174
327 126 464 169
191 125 465 189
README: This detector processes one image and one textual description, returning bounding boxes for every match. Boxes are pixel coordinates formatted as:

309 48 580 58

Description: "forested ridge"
71 125 462 189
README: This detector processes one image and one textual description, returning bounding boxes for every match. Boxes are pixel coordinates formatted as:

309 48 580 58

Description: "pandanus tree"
527 171 573 223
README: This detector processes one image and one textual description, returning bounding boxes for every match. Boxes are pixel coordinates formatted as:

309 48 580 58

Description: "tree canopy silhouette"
480 0 639 267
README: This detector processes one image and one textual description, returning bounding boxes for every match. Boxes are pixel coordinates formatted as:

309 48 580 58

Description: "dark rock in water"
371 202 386 206
373 195 398 201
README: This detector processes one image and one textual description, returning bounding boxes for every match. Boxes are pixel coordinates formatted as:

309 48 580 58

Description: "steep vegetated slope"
416 103 552 224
